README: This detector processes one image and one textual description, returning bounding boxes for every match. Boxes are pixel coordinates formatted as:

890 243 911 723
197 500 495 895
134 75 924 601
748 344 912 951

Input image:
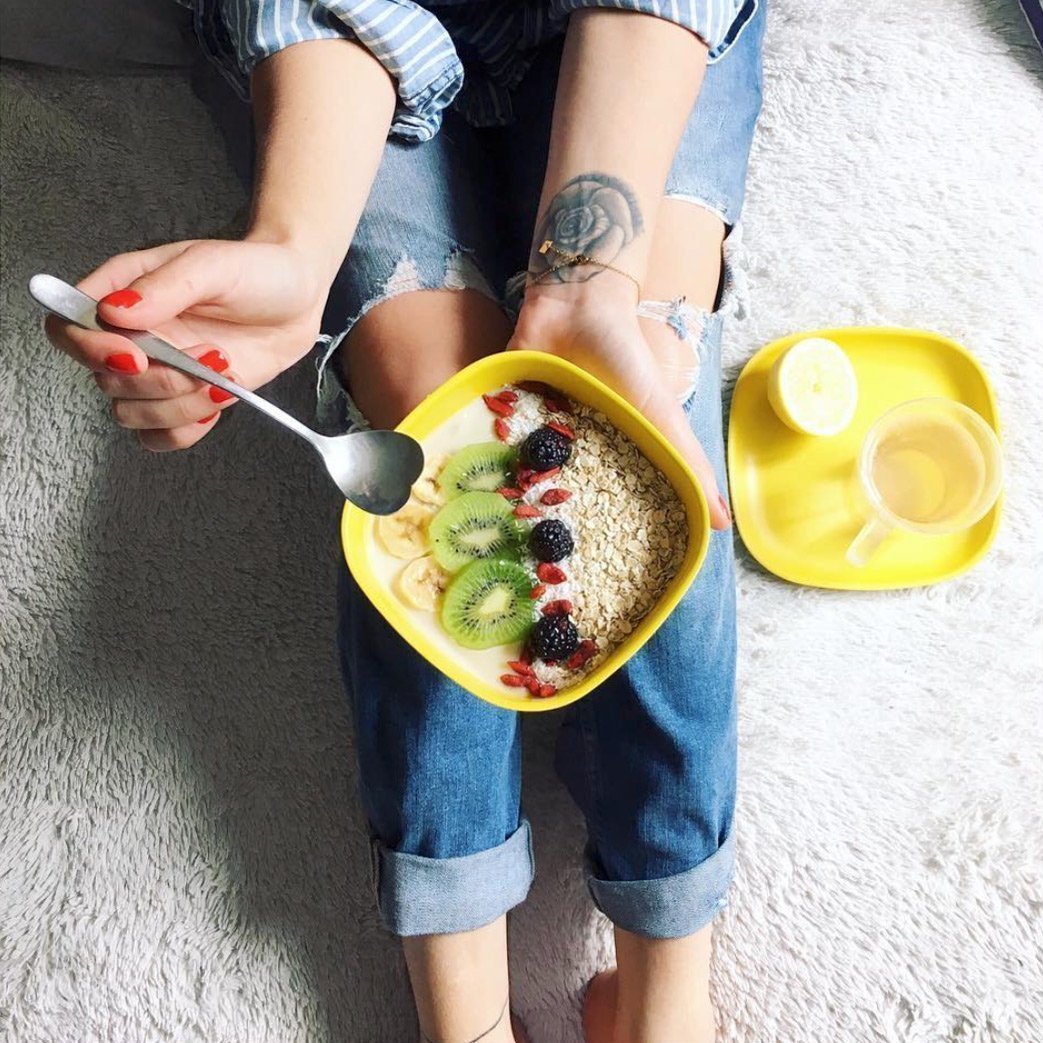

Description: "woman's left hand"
508 284 731 530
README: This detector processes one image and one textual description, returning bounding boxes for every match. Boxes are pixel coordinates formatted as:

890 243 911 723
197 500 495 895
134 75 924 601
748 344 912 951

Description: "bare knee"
638 299 709 402
642 198 725 401
339 289 511 428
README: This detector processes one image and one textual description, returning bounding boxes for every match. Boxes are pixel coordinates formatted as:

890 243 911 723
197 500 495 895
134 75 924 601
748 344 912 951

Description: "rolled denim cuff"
586 830 736 939
373 819 535 937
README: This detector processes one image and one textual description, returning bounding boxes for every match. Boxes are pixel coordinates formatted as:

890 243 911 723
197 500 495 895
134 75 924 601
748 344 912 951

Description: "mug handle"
846 516 893 567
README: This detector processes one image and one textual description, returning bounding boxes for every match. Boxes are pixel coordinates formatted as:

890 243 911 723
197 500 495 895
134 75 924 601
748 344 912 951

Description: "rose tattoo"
529 173 643 283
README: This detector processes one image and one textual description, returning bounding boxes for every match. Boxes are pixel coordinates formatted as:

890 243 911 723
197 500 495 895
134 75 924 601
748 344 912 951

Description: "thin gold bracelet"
528 239 642 296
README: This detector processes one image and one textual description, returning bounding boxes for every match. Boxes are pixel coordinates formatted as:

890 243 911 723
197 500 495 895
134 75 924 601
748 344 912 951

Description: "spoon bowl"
315 428 423 514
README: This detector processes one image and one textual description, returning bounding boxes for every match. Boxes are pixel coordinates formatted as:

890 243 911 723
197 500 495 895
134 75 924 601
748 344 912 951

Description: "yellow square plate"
342 351 711 712
727 327 1002 590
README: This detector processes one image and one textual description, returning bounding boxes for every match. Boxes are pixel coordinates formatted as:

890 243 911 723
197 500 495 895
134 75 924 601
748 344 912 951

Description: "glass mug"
846 398 1003 567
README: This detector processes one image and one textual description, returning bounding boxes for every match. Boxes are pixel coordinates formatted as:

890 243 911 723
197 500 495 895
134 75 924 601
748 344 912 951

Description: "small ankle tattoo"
420 996 509 1043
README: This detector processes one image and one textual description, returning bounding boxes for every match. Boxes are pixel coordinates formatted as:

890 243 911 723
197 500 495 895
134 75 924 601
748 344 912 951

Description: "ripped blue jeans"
321 8 764 938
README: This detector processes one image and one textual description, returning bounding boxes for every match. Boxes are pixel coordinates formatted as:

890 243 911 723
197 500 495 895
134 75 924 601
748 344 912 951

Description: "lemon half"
767 337 859 437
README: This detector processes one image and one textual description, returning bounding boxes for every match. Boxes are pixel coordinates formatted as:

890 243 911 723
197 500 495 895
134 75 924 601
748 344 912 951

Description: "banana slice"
396 555 450 611
376 501 436 559
412 452 450 505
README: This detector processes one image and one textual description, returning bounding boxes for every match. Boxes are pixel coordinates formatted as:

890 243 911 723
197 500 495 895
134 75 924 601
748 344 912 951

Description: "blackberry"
529 615 579 661
521 426 572 471
530 519 574 562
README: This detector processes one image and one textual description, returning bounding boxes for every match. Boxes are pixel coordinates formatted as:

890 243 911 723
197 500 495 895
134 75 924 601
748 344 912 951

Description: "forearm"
247 39 396 288
528 11 708 300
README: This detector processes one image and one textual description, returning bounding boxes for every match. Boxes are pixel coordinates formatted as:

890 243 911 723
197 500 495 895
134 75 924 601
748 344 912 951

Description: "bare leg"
404 918 520 1043
639 197 725 402
341 288 510 429
341 289 523 1043
585 927 715 1043
585 198 725 1043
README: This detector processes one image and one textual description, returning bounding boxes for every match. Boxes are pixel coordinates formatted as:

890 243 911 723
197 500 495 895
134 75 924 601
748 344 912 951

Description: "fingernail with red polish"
199 349 229 373
198 413 218 425
100 288 142 309
106 352 139 374
209 386 235 404
718 492 732 524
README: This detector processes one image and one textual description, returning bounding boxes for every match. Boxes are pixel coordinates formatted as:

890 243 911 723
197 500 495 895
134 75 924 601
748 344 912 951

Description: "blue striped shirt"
186 0 759 141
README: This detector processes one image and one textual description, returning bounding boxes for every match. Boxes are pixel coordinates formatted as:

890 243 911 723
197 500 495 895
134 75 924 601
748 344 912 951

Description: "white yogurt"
367 392 549 693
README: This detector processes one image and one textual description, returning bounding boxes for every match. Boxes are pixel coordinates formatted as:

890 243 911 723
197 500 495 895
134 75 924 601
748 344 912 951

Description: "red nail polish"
199 349 229 373
198 413 218 425
209 386 234 404
718 493 732 524
106 352 139 373
100 288 142 309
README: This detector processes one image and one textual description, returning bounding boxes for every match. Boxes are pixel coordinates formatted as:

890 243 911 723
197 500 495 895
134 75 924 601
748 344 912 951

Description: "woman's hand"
508 283 732 530
44 236 330 451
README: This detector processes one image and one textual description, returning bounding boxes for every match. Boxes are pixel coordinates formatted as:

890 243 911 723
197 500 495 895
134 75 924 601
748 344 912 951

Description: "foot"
582 969 618 1043
582 966 718 1043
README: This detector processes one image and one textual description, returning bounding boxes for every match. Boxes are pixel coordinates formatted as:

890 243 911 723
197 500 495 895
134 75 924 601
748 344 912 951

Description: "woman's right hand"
45 236 332 451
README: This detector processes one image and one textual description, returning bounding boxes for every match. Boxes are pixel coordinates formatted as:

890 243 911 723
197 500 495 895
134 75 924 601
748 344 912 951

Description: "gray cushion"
0 0 195 70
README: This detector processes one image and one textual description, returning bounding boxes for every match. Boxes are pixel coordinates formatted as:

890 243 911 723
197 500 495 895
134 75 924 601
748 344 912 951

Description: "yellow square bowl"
341 351 710 712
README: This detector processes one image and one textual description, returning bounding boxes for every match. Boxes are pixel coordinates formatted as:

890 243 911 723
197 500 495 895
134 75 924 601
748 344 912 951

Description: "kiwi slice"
441 560 534 649
438 443 517 498
429 492 526 572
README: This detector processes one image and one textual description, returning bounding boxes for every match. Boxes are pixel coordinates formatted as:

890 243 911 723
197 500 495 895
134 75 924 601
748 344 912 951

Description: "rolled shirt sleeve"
548 0 759 62
190 0 463 141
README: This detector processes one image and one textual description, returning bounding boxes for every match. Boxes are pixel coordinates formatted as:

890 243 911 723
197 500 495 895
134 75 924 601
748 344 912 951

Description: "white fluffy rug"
2 3 1041 1041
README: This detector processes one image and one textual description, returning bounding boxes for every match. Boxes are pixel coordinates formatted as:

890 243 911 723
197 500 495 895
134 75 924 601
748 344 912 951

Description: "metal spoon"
29 274 423 515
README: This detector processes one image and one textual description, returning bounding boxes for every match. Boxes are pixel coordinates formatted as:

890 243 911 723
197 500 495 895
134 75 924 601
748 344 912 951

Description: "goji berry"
497 487 524 499
536 562 567 584
519 646 533 665
501 674 527 687
524 676 542 695
483 393 514 417
529 584 548 599
543 396 572 415
538 683 557 698
540 488 571 506
516 380 554 395
546 420 575 440
531 466 561 483
541 599 573 616
514 504 542 518
496 389 519 404
494 418 510 442
508 659 534 677
566 640 597 670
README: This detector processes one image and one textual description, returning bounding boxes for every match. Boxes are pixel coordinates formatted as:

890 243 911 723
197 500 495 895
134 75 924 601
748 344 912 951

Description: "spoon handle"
28 274 322 449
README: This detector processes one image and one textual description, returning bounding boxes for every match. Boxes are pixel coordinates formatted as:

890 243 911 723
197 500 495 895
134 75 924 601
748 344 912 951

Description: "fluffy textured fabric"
1 3 1041 1040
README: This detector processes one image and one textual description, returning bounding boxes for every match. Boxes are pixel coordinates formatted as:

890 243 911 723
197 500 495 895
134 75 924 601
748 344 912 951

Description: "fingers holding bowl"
637 388 731 531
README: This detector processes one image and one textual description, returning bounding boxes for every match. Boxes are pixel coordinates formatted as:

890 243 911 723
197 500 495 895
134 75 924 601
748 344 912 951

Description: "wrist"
245 221 345 292
521 266 643 316
515 278 643 346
